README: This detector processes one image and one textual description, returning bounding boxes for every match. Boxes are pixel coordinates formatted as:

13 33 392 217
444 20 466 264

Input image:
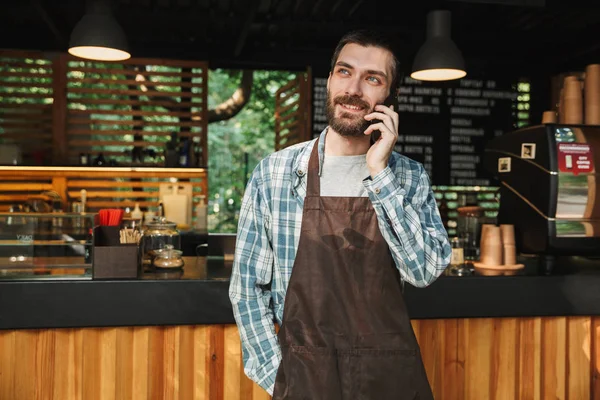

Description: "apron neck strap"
307 141 320 197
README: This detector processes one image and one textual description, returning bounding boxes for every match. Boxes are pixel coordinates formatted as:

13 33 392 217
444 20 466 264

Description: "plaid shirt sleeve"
365 163 452 287
229 165 281 395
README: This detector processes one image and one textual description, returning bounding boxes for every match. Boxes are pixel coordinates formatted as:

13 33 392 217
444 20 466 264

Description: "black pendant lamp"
411 10 466 81
68 0 131 61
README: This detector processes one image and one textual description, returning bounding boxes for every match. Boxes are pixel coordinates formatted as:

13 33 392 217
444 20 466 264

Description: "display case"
0 212 95 280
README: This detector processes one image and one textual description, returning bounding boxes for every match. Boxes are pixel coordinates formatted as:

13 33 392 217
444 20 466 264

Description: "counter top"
1 255 600 330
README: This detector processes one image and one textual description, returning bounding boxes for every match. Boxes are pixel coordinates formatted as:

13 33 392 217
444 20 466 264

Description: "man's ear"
326 72 332 91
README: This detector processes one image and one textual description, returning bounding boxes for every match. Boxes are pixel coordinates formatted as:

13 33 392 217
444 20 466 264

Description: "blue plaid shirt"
229 129 451 394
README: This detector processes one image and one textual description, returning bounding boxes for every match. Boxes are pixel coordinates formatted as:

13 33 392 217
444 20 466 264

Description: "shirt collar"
292 127 327 182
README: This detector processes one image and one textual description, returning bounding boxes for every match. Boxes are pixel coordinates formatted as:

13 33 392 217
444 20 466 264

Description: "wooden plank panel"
0 121 52 128
0 183 53 191
69 108 198 117
0 92 52 99
542 317 567 400
417 319 442 398
67 181 173 188
67 119 201 128
148 327 166 398
147 326 180 400
14 330 37 400
0 103 51 110
224 325 244 400
81 328 117 400
0 71 53 79
34 329 56 399
1 111 52 119
178 326 195 400
67 98 200 108
519 318 542 400
68 87 201 98
442 319 465 400
68 140 165 147
67 190 158 198
593 317 600 400
209 326 225 400
194 326 210 400
68 78 199 88
0 331 16 399
490 318 519 400
67 55 207 69
132 327 150 400
465 318 493 400
67 67 203 78
0 134 52 142
115 327 134 399
53 328 83 400
568 317 591 400
1 80 53 88
253 384 271 400
67 130 202 137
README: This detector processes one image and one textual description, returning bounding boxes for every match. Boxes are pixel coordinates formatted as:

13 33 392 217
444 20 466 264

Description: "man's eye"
367 76 381 84
338 68 349 75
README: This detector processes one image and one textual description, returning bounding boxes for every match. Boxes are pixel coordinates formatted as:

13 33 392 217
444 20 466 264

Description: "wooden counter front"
1 317 598 400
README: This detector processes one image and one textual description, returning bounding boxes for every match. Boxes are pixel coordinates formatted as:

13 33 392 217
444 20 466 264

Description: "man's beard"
326 93 372 138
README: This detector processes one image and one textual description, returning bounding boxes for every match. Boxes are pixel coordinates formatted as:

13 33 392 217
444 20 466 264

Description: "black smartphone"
370 89 398 145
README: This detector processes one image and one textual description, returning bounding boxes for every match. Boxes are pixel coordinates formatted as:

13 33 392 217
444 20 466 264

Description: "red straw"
98 209 124 226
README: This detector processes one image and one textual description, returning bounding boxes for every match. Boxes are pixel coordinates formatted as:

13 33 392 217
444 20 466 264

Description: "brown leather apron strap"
306 140 321 197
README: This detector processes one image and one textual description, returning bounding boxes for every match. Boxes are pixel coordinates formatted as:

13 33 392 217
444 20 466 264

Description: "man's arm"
365 164 452 287
364 105 451 287
229 168 280 395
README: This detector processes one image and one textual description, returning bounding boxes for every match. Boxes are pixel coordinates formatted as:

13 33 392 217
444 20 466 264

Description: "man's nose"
345 76 362 97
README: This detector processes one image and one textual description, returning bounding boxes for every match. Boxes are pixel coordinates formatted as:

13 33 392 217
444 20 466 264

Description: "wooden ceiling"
1 0 600 74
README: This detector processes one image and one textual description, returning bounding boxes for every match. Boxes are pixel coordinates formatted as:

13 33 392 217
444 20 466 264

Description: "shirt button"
374 188 381 194
297 170 304 176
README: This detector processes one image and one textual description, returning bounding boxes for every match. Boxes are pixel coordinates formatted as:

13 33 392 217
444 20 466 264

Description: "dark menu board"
312 75 519 186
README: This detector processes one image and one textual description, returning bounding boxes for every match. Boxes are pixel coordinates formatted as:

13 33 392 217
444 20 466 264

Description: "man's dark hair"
330 29 400 92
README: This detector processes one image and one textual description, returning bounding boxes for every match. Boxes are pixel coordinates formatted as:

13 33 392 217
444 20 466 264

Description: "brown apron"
272 143 433 400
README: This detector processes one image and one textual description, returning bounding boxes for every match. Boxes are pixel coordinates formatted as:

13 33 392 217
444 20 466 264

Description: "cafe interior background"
1 0 600 399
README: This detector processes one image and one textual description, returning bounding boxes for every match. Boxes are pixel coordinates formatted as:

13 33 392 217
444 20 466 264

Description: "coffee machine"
484 124 600 273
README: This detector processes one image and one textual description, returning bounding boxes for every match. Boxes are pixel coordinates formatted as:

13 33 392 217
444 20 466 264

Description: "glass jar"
140 217 181 265
456 206 484 260
152 244 184 269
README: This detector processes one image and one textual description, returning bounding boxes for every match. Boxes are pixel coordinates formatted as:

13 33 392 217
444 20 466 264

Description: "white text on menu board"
396 77 517 185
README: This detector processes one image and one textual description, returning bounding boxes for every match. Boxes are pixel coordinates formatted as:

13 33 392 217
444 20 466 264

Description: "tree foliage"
207 69 297 233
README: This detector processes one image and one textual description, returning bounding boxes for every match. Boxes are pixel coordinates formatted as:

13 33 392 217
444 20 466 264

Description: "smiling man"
230 30 451 400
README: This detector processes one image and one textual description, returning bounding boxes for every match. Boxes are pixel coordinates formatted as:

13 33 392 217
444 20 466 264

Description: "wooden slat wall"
0 317 598 400
0 51 208 167
0 178 55 211
0 168 207 213
274 71 311 151
66 57 208 167
0 50 54 165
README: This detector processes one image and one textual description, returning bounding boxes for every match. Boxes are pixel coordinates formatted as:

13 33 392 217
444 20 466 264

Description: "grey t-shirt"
320 154 370 197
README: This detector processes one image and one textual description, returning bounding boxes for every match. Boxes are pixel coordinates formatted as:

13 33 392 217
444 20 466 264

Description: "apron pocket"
273 345 342 400
356 348 419 400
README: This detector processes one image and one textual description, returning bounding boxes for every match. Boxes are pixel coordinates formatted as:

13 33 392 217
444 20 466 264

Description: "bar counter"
1 255 600 329
1 255 599 399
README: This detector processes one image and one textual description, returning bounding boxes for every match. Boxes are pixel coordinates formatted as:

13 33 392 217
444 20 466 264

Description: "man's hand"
363 104 399 178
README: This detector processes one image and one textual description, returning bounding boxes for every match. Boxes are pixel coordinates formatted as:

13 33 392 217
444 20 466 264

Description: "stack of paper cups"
558 87 565 123
480 225 503 265
563 76 583 124
585 64 600 125
501 224 516 265
542 110 557 124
